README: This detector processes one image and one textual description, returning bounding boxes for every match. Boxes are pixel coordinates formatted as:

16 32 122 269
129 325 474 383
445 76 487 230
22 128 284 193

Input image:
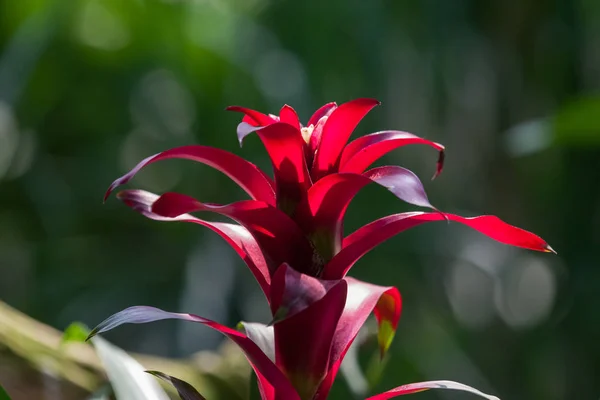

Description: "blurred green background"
1 0 599 399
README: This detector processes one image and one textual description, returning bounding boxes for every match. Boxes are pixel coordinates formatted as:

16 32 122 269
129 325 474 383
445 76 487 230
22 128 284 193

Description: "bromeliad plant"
88 99 554 400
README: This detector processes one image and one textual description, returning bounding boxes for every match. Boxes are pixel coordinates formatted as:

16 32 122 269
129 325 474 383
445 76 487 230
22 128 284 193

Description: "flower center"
300 124 315 144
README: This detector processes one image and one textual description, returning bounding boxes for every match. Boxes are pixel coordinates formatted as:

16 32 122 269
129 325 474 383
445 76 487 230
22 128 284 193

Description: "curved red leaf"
274 281 348 400
87 306 300 400
305 115 325 160
279 105 301 129
306 104 337 164
314 279 401 400
117 189 271 296
297 167 434 260
269 264 339 322
150 192 315 275
339 131 445 177
238 122 311 213
226 105 278 127
324 212 554 279
104 145 275 205
312 98 380 181
363 166 434 209
366 380 499 400
307 102 337 127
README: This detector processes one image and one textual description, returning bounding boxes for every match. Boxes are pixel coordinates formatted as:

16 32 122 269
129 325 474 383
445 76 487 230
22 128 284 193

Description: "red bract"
91 99 554 400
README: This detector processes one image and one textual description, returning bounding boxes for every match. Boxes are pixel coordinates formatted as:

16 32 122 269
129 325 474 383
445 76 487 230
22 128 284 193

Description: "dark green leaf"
146 371 206 400
0 384 11 400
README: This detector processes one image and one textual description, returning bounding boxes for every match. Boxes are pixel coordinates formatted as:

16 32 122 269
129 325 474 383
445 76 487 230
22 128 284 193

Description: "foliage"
1 0 599 399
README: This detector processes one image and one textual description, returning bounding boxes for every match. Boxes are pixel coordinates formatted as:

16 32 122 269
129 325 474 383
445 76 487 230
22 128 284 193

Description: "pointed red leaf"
307 114 330 165
307 102 337 127
314 279 401 399
306 103 337 165
87 306 300 400
279 105 301 129
274 281 348 400
339 131 445 178
325 212 554 279
117 189 271 296
237 122 311 213
104 145 275 205
366 380 499 400
297 167 434 260
269 264 339 321
150 192 315 275
226 106 278 127
312 98 380 181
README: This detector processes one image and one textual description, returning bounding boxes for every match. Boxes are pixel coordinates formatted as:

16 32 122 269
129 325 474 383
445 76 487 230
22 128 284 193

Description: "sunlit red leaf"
226 105 278 127
366 380 499 400
87 306 300 400
307 102 337 127
307 114 330 167
325 211 554 279
314 279 401 400
339 131 445 178
312 98 380 180
236 122 311 213
116 189 271 296
297 167 434 259
104 145 275 205
274 281 348 400
279 105 301 129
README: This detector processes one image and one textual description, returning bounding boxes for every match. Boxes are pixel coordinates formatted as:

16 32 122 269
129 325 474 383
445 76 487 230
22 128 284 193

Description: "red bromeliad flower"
88 99 554 400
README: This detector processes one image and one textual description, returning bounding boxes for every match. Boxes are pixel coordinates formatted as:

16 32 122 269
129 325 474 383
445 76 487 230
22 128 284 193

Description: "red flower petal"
366 380 499 400
150 192 316 275
312 98 380 181
226 105 277 127
237 122 312 213
279 105 301 129
274 281 348 400
297 167 434 260
87 306 300 400
314 279 401 400
307 102 337 127
325 212 554 279
104 145 275 205
339 131 445 178
117 189 271 296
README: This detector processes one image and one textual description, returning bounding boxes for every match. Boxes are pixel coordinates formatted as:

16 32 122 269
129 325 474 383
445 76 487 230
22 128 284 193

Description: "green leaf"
365 350 389 391
554 96 600 146
0 384 11 400
62 322 90 344
249 371 261 400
